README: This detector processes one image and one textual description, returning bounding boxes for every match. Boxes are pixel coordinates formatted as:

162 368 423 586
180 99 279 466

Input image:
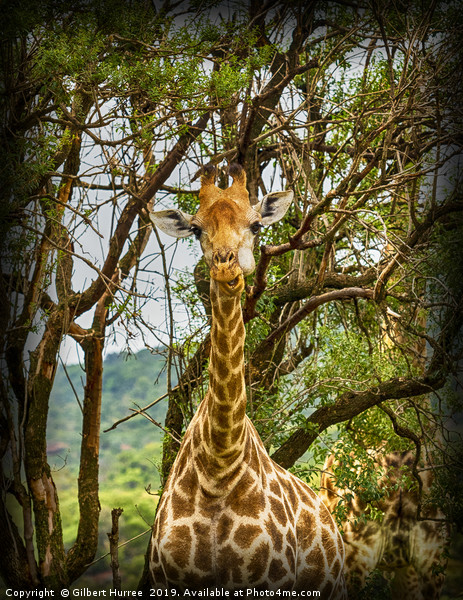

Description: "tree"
1 0 462 592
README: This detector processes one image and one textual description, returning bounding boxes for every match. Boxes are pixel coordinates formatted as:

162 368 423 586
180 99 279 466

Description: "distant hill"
47 348 171 589
48 348 169 461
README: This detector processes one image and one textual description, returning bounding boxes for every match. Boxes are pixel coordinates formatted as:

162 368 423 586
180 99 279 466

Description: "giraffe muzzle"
210 249 244 293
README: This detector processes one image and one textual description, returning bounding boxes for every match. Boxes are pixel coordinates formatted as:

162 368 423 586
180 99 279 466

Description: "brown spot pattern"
231 344 243 368
217 329 230 354
285 546 295 572
299 509 315 537
217 514 234 545
228 371 244 398
229 484 265 518
217 544 244 584
234 523 262 548
178 467 197 495
164 525 191 569
231 424 243 444
268 558 287 583
193 522 212 571
269 479 280 496
228 309 241 332
164 561 179 580
171 490 195 520
213 380 227 400
282 479 299 510
210 430 228 453
270 496 287 526
265 515 284 553
215 355 229 380
182 571 216 588
214 405 232 429
248 541 270 583
321 524 336 557
233 404 246 422
148 173 347 595
263 458 273 475
286 528 296 548
219 298 235 317
174 449 187 475
302 546 325 589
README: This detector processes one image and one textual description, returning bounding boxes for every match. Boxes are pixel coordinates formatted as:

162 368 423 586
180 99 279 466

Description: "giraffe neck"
193 278 248 493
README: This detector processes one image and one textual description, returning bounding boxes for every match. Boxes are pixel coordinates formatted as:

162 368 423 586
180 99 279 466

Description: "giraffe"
320 448 450 599
147 163 346 596
319 267 451 599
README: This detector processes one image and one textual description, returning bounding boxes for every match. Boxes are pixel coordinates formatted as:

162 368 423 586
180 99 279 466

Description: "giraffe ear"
149 209 194 239
255 190 293 225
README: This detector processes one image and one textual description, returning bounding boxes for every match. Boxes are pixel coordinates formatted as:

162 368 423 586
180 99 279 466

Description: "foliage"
348 570 391 600
1 0 462 592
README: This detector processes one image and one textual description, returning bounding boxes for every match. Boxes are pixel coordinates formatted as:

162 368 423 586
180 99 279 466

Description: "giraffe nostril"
214 250 235 264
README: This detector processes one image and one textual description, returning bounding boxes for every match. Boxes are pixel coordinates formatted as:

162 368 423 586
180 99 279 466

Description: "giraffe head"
150 163 293 295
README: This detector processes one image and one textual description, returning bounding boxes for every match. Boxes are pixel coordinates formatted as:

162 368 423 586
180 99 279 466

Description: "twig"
379 403 424 519
59 355 83 413
87 529 151 567
260 287 374 352
107 508 124 591
103 392 169 432
136 405 182 444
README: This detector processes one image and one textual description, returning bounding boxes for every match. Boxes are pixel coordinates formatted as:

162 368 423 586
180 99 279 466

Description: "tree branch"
75 111 210 317
271 288 463 470
271 373 444 470
256 287 374 360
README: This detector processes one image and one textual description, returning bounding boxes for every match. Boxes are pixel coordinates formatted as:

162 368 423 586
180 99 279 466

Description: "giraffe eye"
190 225 202 240
250 222 262 235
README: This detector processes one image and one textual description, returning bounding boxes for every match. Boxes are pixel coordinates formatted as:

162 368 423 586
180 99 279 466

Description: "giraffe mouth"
215 273 245 295
210 260 244 294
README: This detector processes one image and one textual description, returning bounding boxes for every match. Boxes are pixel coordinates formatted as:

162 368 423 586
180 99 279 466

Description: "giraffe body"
320 450 450 599
149 164 346 596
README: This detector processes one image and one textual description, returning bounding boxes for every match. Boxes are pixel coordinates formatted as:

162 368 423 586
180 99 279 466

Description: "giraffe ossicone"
148 163 346 597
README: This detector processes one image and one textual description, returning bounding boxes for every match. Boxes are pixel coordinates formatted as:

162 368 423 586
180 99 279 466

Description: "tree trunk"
66 298 107 582
25 310 68 589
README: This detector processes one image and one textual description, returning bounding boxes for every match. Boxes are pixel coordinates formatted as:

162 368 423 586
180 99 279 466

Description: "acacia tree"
1 0 462 592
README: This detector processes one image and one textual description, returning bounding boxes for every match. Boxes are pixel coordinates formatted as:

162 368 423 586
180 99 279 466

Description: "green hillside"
47 349 169 589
